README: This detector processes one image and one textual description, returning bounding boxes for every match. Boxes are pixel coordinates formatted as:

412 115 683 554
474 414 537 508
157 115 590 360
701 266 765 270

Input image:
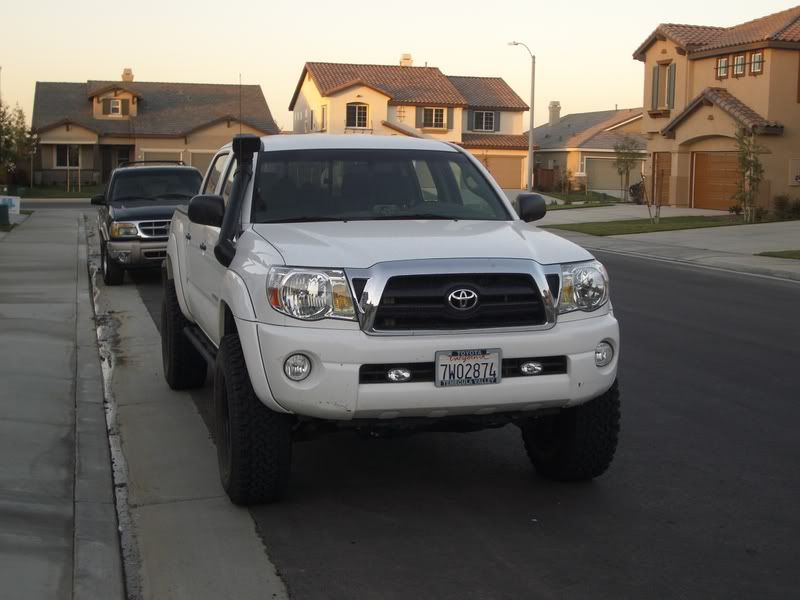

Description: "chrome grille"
137 220 170 238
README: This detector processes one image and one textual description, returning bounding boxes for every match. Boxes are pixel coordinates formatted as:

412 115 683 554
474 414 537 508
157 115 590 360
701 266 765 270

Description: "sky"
1 0 795 130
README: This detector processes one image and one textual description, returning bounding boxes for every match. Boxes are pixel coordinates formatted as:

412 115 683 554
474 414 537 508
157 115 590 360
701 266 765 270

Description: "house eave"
688 40 800 59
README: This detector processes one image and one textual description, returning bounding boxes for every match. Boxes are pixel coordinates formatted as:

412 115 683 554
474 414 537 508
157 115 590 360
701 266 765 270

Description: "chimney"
400 53 413 67
548 101 561 126
121 68 134 82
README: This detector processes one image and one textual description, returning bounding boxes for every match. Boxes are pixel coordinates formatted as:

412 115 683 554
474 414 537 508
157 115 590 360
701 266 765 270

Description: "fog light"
595 342 614 367
520 361 543 376
387 367 412 382
284 354 311 381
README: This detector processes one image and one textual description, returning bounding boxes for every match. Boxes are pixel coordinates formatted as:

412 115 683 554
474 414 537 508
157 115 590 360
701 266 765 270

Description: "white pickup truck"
162 134 620 505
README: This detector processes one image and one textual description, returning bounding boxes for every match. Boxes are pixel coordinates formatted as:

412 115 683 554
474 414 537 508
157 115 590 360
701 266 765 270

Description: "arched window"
346 103 368 128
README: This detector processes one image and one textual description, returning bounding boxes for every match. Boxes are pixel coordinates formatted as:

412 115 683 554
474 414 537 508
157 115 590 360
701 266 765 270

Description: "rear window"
109 170 202 203
251 149 510 223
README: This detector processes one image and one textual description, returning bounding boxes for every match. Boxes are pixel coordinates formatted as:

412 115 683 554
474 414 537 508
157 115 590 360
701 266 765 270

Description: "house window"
750 51 764 74
55 145 80 168
346 103 368 128
473 111 495 131
650 63 676 110
716 57 729 79
733 55 746 76
321 105 327 130
110 99 122 115
423 107 445 128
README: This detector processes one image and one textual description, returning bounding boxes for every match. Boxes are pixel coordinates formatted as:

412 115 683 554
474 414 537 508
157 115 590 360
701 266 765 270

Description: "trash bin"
0 205 9 226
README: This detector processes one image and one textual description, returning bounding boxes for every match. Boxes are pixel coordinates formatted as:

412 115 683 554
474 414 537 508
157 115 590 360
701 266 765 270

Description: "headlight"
267 267 356 321
110 222 138 237
559 260 609 313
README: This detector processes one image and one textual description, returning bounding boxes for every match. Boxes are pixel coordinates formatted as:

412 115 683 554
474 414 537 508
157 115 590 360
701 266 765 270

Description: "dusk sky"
2 0 795 130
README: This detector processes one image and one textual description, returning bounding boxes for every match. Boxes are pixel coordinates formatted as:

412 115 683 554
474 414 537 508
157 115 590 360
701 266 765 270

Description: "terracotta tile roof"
459 133 530 150
662 87 784 136
447 76 528 111
290 63 467 109
634 6 800 59
32 80 279 136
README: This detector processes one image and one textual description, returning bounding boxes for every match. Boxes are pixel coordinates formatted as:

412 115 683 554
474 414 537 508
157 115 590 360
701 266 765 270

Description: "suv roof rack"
118 160 187 167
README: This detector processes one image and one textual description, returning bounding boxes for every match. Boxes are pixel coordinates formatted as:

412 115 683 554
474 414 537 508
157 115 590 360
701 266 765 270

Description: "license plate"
435 349 501 388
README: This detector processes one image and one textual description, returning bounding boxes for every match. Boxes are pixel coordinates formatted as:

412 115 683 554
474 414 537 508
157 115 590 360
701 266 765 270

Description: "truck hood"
109 203 182 222
251 220 592 268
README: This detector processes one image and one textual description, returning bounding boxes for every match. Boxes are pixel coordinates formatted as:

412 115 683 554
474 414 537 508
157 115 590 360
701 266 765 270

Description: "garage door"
486 156 523 189
142 151 182 164
693 152 740 210
586 158 621 192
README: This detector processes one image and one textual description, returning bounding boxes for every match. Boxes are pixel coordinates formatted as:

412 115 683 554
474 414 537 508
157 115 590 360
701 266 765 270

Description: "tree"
0 102 37 187
613 136 641 203
0 102 14 185
734 128 766 224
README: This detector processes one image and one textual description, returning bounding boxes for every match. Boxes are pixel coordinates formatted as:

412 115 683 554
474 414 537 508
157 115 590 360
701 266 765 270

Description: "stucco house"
531 102 646 196
288 56 531 189
31 68 279 185
634 6 800 209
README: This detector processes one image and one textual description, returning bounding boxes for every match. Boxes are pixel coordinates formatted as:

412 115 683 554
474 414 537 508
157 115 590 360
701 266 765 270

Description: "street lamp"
509 41 535 192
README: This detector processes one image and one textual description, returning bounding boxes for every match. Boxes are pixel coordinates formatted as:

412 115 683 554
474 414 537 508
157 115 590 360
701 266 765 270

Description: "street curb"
73 215 126 600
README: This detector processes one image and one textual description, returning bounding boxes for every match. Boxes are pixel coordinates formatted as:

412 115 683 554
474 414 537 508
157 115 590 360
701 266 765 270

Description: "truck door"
186 152 229 341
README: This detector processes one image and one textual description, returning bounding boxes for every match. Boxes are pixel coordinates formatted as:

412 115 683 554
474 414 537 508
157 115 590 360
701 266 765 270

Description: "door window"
202 153 228 194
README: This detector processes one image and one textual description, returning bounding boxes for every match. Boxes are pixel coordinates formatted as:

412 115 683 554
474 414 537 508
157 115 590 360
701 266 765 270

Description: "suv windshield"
109 170 202 203
251 149 511 223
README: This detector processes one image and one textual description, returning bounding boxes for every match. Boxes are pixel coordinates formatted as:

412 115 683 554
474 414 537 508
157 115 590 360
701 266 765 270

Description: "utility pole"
509 42 535 191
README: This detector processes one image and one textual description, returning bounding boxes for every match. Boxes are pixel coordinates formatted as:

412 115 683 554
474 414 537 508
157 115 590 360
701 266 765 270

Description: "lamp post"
509 41 535 192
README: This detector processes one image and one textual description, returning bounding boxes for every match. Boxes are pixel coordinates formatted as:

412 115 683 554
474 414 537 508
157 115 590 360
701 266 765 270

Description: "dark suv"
92 162 202 285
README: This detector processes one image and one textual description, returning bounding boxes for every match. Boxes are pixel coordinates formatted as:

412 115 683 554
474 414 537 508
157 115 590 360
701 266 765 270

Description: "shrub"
790 199 800 218
563 197 573 206
754 207 768 222
773 195 791 220
729 204 743 215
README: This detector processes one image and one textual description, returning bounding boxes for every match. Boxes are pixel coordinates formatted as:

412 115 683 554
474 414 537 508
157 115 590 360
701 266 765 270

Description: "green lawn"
757 250 800 260
18 185 103 198
543 215 747 236
547 201 617 211
546 191 618 203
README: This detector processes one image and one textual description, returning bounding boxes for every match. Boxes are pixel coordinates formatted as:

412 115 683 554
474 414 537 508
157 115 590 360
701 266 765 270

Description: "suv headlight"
559 260 609 313
267 267 356 321
110 222 138 237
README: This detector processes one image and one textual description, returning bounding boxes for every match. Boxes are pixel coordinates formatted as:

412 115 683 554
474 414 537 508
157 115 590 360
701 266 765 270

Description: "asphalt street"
131 254 800 600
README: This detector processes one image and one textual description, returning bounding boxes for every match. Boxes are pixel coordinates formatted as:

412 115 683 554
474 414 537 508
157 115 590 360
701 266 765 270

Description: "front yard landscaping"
17 185 103 198
757 250 800 260
544 215 764 236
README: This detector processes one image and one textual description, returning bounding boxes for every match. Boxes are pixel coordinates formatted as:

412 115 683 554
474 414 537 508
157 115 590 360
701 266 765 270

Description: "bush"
791 199 800 218
728 204 743 215
629 182 644 204
773 195 791 220
754 207 768 222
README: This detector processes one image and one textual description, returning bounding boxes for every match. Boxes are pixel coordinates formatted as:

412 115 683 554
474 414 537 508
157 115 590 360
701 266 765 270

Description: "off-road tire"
520 380 620 481
101 241 124 286
214 334 292 505
161 276 207 389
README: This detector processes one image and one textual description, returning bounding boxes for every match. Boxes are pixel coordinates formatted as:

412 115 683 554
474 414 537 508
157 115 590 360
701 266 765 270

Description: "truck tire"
161 277 207 389
214 334 292 505
520 380 620 481
100 241 125 286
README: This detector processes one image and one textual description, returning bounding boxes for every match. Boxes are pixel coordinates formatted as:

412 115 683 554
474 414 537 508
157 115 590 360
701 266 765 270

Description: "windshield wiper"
366 214 457 221
157 193 194 199
262 216 347 223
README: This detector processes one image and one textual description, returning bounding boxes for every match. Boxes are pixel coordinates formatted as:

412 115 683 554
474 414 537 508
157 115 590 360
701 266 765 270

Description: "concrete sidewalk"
0 211 124 599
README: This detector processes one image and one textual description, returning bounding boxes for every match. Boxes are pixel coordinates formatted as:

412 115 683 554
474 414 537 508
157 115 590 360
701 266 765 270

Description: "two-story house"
32 68 279 185
288 56 531 189
634 6 800 209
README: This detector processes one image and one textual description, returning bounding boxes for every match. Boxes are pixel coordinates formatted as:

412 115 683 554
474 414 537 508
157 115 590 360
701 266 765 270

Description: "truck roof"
218 134 460 153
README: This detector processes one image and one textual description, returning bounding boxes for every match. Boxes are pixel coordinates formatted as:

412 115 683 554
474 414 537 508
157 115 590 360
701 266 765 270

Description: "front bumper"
240 313 619 420
107 239 167 268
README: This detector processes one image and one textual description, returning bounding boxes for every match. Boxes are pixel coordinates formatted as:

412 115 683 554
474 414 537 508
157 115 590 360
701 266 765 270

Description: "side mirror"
517 193 547 223
91 194 105 205
188 194 224 227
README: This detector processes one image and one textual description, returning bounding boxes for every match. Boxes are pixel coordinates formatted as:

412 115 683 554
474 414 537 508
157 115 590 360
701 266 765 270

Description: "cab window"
202 153 228 195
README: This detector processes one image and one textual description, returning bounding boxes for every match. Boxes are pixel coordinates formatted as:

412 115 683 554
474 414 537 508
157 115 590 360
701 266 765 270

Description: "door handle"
199 242 207 251
185 232 192 240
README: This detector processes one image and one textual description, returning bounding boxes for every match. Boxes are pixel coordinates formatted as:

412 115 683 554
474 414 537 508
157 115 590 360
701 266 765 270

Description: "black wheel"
161 276 207 389
101 241 124 286
214 334 292 505
520 380 620 481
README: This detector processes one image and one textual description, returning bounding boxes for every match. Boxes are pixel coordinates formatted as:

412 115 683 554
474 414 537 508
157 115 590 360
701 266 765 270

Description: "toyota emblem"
447 288 479 311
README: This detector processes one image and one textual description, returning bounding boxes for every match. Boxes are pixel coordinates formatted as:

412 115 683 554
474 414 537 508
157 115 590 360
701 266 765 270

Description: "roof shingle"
459 133 530 150
32 80 279 136
530 108 643 150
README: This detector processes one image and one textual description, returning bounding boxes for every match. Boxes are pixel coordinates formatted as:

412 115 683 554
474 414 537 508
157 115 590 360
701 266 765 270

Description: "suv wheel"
100 241 125 286
161 276 207 389
520 380 620 481
214 334 292 505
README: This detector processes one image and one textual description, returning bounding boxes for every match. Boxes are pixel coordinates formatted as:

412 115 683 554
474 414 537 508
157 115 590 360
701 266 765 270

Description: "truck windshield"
251 149 511 223
109 170 202 203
